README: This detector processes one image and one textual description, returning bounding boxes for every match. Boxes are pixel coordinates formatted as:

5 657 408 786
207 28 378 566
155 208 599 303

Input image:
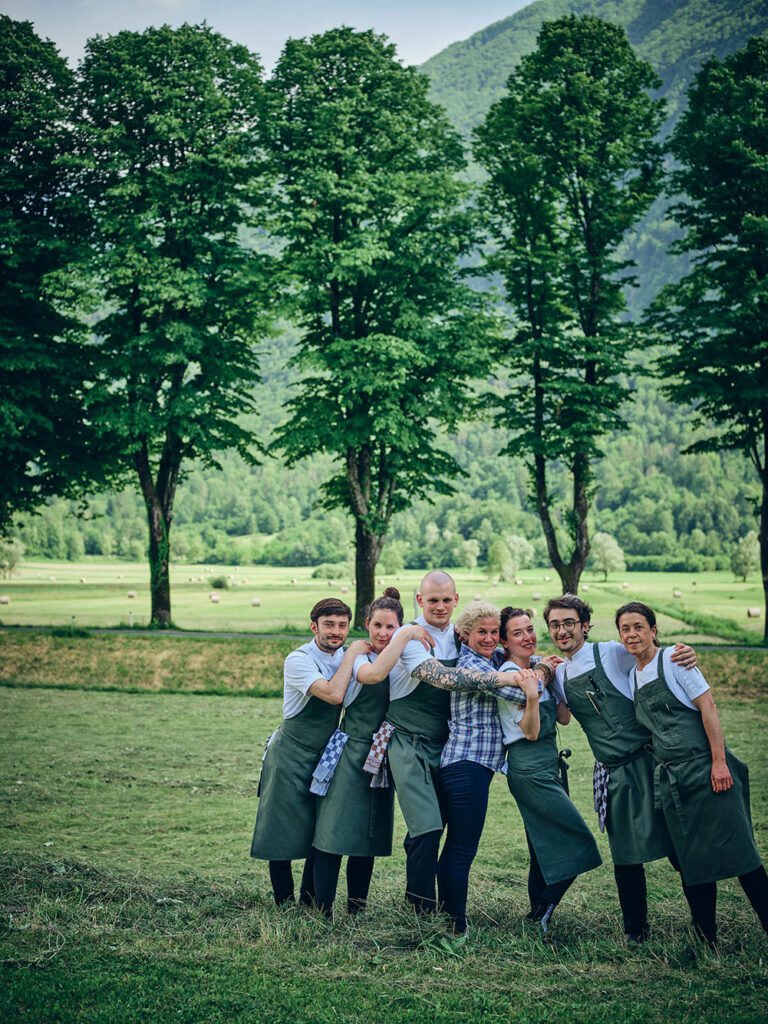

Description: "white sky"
1 0 530 69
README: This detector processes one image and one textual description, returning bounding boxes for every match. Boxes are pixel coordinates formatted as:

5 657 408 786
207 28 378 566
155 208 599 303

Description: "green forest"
2 0 766 629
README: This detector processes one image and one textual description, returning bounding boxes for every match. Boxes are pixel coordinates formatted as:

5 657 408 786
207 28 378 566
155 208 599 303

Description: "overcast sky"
1 0 530 69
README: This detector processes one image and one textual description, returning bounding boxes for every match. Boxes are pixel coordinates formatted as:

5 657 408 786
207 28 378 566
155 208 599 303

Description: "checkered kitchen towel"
593 760 610 833
310 728 350 796
363 720 395 789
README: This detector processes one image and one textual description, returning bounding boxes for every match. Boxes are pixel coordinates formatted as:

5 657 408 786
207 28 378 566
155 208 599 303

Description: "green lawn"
3 685 768 1023
0 560 765 643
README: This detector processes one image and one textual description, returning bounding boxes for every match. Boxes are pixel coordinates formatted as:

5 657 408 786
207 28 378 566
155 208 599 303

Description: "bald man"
386 571 549 913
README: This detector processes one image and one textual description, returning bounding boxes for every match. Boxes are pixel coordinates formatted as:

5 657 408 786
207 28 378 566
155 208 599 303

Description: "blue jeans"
436 760 494 932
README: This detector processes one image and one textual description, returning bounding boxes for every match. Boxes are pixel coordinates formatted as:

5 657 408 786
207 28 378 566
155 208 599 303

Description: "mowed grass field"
2 683 768 1023
1 562 767 1021
0 559 765 642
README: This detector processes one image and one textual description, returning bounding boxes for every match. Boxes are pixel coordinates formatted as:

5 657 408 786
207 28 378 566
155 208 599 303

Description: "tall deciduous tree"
265 27 490 627
474 15 665 594
0 17 94 534
651 38 768 639
76 23 272 624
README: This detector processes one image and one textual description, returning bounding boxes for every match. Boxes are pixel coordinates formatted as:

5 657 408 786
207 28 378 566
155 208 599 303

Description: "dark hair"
367 587 403 625
310 598 352 623
500 606 528 642
543 593 593 625
614 602 661 646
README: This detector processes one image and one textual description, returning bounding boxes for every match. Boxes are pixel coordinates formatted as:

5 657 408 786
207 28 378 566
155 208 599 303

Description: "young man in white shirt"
250 598 370 906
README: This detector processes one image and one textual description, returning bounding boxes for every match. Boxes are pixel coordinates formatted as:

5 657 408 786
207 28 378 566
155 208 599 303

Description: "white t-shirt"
282 639 345 719
497 659 567 745
556 640 637 702
344 651 381 708
388 615 459 701
633 647 709 710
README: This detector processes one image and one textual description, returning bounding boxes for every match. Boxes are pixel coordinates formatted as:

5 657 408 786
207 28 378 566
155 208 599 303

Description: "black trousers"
313 850 375 916
268 851 316 906
614 857 768 943
403 829 443 913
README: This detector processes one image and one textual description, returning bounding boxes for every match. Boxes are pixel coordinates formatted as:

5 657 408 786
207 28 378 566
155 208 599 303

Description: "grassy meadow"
0 559 765 643
2 685 768 1023
2 560 767 1021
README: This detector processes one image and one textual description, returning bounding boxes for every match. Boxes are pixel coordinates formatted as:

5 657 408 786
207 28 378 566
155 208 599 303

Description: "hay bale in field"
210 593 221 604
474 593 482 600
673 589 683 598
127 590 136 599
0 595 9 605
291 577 297 584
80 578 87 583
582 585 590 592
515 578 522 585
747 607 761 618
251 598 261 607
341 586 349 593
532 593 541 600
621 582 629 589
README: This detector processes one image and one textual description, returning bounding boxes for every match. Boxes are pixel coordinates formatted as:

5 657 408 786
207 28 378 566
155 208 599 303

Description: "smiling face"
417 579 459 629
501 613 537 667
617 611 657 664
464 616 500 659
546 607 588 657
366 609 401 654
311 614 351 653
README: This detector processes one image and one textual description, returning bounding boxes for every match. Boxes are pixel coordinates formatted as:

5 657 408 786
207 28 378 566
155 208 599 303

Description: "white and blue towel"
310 728 350 796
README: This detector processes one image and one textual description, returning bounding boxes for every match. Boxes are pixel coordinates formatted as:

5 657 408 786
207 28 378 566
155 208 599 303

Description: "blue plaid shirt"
440 644 528 773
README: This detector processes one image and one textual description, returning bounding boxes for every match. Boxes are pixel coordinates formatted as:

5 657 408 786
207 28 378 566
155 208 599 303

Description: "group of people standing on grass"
250 571 768 948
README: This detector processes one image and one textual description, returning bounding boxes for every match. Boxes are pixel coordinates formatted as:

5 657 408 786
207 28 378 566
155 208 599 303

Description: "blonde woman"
436 600 550 933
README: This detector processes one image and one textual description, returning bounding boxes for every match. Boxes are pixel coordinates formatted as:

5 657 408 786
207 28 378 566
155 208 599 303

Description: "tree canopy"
475 14 665 594
75 22 273 623
0 17 95 534
266 26 491 625
651 37 768 636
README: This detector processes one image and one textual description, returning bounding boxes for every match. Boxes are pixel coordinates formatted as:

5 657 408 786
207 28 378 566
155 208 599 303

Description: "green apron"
387 656 453 838
250 695 340 861
506 699 602 885
313 671 395 857
563 643 673 865
633 650 761 886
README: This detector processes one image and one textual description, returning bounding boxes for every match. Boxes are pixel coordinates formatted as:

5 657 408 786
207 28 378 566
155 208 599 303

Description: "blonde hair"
455 600 500 639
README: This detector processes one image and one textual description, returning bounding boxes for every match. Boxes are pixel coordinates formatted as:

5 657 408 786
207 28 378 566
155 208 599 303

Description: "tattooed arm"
412 660 545 705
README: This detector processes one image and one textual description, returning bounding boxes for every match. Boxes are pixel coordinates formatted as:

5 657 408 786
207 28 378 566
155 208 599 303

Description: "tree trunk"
145 497 172 626
533 450 590 596
353 519 385 631
760 461 768 645
134 438 181 627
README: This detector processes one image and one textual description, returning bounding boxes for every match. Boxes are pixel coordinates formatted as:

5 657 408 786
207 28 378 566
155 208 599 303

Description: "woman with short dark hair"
616 601 768 946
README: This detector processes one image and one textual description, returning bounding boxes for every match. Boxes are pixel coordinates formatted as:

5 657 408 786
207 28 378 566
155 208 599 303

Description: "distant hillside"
421 0 768 319
421 0 768 138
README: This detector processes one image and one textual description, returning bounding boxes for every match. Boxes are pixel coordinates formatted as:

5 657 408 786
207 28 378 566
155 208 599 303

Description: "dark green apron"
250 695 340 861
387 652 454 838
563 643 673 865
506 699 602 885
313 671 395 857
633 650 761 885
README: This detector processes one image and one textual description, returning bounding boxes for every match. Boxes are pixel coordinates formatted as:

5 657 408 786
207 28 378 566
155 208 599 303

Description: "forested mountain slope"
422 0 768 138
11 1 764 574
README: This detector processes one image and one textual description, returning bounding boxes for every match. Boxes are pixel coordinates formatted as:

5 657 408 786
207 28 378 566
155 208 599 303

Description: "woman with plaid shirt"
436 600 552 934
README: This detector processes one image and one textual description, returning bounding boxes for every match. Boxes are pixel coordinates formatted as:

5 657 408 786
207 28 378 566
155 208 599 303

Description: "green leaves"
475 15 666 589
266 28 491 603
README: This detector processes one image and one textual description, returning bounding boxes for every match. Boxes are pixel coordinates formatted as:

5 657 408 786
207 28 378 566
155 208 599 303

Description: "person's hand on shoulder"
401 624 436 652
